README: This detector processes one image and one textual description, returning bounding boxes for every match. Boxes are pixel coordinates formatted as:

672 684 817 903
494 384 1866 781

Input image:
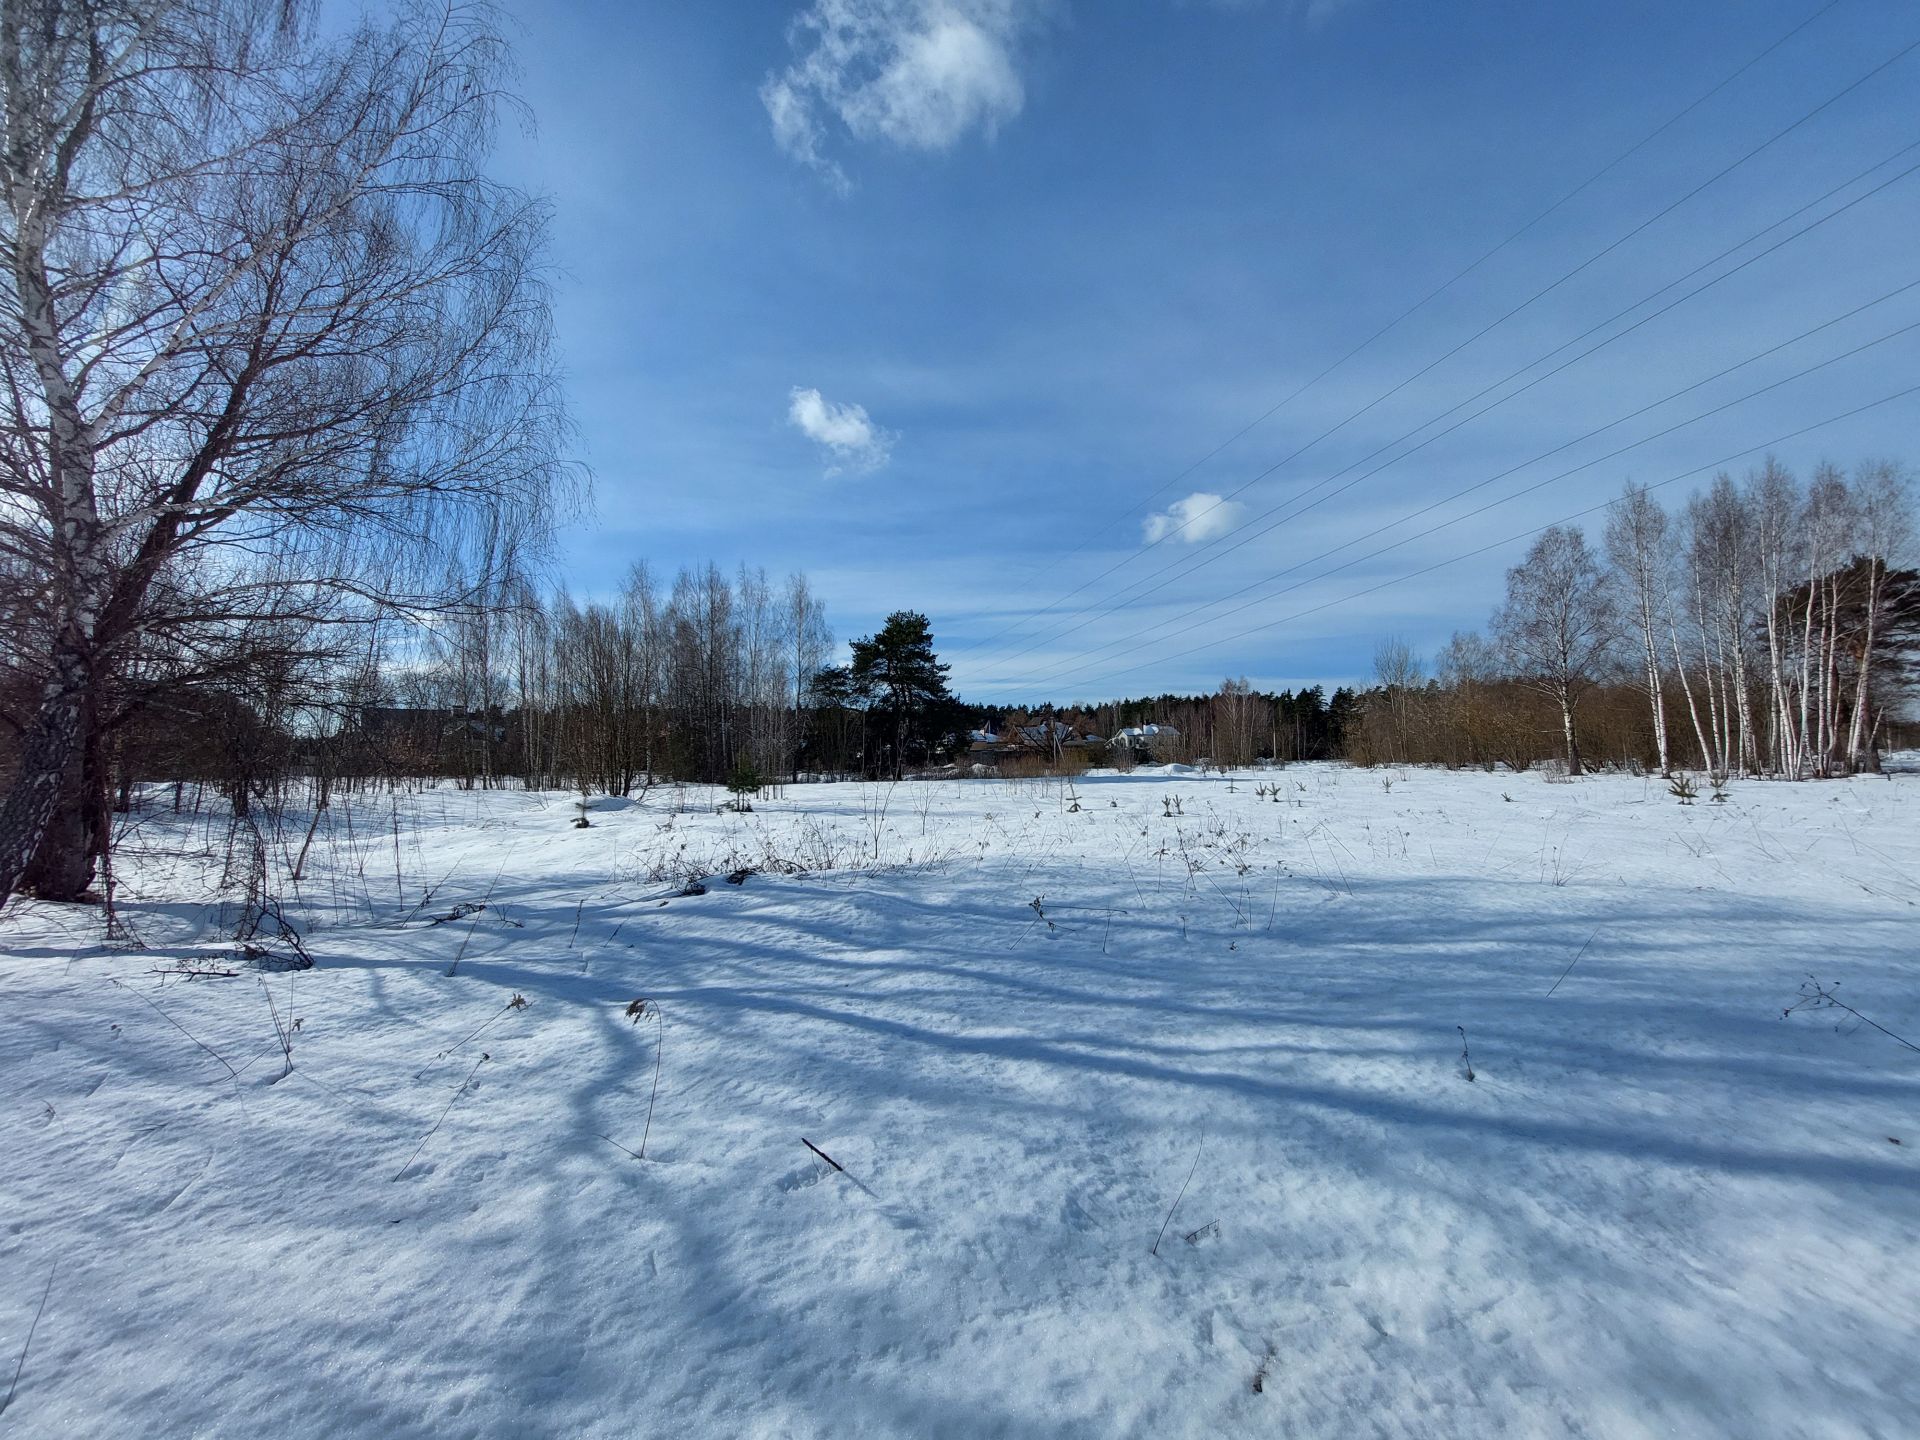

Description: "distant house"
353 706 508 744
1113 723 1180 758
967 727 1004 761
966 719 1107 766
347 706 513 772
1015 719 1073 749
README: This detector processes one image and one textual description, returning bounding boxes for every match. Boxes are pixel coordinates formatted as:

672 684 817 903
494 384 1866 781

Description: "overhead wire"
979 306 1920 695
1003 384 1920 698
964 142 1920 684
954 22 1917 668
979 0 1854 596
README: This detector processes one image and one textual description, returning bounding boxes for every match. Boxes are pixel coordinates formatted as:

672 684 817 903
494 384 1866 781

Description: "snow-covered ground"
2 764 1917 1438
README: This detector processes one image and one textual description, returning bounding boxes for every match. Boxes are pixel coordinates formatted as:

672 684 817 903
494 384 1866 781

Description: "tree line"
380 591 973 791
1352 459 1918 775
408 563 836 794
971 684 1359 768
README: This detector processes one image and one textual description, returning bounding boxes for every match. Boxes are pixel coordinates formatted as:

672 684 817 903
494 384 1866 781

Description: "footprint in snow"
777 1165 828 1193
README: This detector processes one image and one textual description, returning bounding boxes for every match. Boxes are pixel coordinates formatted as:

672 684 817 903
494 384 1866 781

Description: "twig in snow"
414 994 527 1080
1 1261 56 1417
257 976 300 1080
108 978 237 1079
800 1137 879 1197
1546 929 1600 997
801 1137 844 1172
443 911 485 976
1151 1134 1205 1256
1251 1341 1277 1394
1457 1025 1476 1082
596 1131 643 1161
1784 976 1919 1054
395 1053 490 1181
622 1001 666 1158
391 797 405 904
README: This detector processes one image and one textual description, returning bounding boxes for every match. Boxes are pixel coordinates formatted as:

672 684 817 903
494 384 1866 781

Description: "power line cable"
983 369 1920 698
966 146 1920 680
977 278 1920 692
983 0 1852 594
955 24 1917 662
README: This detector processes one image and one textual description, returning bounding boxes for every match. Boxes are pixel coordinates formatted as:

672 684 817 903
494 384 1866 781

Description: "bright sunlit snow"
2 764 1916 1437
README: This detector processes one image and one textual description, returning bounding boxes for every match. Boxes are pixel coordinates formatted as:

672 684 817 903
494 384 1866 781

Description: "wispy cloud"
762 0 1031 188
1143 491 1243 543
788 386 895 472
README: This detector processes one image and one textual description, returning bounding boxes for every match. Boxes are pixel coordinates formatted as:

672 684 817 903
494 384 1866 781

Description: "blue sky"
490 0 1920 702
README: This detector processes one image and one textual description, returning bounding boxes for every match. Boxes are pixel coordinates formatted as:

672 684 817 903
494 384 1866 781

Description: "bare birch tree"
1745 459 1802 776
1368 637 1424 765
1842 460 1910 768
1603 483 1673 775
785 571 830 779
1797 466 1852 774
1684 478 1760 774
0 0 568 905
1493 526 1616 775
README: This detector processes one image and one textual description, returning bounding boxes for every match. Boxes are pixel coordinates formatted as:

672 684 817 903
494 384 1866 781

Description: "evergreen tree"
849 612 955 778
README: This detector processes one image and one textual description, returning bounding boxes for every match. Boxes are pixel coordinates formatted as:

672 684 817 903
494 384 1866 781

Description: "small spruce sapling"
725 759 762 812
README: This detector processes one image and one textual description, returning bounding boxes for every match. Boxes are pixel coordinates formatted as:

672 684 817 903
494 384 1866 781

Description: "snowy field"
2 763 1917 1439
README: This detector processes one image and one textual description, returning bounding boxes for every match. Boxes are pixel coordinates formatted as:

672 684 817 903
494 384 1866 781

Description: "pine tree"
849 612 955 778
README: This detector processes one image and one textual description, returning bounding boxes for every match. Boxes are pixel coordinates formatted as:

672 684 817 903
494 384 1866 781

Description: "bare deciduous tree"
0 0 568 906
1368 636 1425 765
1842 461 1911 766
1604 483 1673 775
1492 526 1617 775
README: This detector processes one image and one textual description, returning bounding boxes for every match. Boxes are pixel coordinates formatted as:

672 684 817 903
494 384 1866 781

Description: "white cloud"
788 386 895 472
1143 491 1243 543
762 0 1031 186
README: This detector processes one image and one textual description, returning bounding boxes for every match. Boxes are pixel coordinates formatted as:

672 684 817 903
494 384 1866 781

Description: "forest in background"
18 453 1911 860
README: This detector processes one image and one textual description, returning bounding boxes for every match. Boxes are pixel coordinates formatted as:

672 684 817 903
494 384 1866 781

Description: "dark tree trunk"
0 637 99 907
11 686 108 902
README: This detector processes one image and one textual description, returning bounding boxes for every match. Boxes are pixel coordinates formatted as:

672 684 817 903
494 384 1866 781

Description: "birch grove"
1365 459 1916 775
